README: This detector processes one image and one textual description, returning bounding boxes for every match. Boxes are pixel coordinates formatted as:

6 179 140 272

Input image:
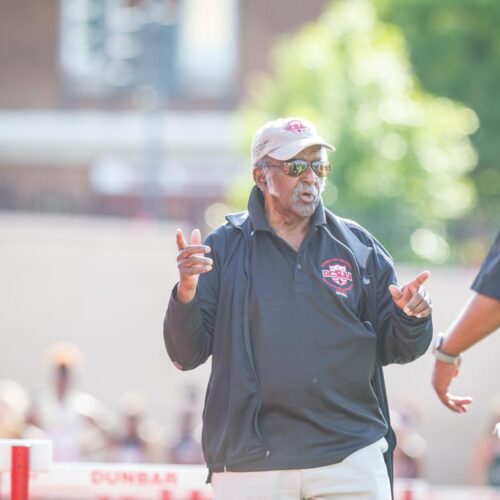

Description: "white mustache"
295 184 319 198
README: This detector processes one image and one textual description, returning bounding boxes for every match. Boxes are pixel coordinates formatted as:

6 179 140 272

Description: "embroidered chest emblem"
321 258 353 296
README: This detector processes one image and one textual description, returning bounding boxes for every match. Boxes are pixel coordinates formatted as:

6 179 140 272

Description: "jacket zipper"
237 225 271 455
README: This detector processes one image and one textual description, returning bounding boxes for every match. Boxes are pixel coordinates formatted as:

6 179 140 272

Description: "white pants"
212 438 391 500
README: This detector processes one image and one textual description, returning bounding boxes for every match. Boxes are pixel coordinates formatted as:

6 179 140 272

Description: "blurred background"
0 0 498 489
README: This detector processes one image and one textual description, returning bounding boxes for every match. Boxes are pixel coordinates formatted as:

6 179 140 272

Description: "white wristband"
433 333 461 365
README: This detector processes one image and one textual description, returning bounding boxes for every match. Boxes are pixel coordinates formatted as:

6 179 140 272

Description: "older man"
164 117 433 500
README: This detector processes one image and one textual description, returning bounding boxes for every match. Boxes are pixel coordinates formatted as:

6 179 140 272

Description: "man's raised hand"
389 271 432 318
175 228 212 303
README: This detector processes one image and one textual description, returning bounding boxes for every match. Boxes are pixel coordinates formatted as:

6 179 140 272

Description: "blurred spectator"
21 397 48 440
34 342 112 461
469 395 500 486
169 409 204 465
168 385 204 464
390 405 426 479
0 379 29 438
110 391 164 464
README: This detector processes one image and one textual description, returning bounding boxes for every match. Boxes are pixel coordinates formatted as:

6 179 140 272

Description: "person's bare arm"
432 292 500 413
440 293 500 355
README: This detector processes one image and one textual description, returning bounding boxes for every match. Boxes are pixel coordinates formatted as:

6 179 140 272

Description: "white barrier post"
394 479 430 500
0 439 52 500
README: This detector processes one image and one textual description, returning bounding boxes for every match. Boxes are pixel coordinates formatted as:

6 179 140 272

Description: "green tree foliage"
374 0 499 254
233 0 479 263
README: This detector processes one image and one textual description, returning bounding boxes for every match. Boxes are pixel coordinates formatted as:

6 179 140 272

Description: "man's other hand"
389 271 432 318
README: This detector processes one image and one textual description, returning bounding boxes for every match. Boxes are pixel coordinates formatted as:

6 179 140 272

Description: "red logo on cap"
285 120 308 133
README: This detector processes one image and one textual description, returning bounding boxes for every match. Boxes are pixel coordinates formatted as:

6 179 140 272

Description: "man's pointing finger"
176 228 187 250
412 270 431 287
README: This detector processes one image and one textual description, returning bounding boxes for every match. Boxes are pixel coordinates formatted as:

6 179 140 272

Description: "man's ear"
253 167 267 192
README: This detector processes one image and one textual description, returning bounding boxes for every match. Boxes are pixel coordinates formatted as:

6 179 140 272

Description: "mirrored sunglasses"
282 159 331 178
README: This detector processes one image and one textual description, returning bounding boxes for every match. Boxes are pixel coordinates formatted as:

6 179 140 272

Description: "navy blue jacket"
164 196 433 488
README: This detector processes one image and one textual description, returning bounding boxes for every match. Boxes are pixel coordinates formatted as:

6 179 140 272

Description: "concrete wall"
0 213 497 484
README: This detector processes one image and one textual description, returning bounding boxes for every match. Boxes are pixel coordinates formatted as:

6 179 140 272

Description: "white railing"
2 440 500 499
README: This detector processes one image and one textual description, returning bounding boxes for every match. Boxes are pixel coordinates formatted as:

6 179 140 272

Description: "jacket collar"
225 187 372 268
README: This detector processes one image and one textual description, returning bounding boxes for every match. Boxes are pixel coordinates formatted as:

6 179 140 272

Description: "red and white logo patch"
284 119 309 133
321 258 353 296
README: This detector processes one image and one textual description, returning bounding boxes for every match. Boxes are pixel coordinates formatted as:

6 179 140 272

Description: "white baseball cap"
251 117 335 166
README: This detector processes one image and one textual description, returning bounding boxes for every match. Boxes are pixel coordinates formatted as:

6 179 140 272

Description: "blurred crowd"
0 342 203 465
390 401 500 488
3 341 500 488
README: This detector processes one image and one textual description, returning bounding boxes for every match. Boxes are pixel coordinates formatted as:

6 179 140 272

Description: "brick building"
0 0 330 223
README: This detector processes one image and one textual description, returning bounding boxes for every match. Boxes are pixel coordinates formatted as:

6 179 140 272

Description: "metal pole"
141 0 165 219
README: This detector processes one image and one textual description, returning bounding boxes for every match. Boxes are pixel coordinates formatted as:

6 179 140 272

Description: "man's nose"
301 165 316 183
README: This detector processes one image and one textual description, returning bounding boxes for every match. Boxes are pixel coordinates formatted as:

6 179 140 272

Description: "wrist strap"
433 333 461 364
